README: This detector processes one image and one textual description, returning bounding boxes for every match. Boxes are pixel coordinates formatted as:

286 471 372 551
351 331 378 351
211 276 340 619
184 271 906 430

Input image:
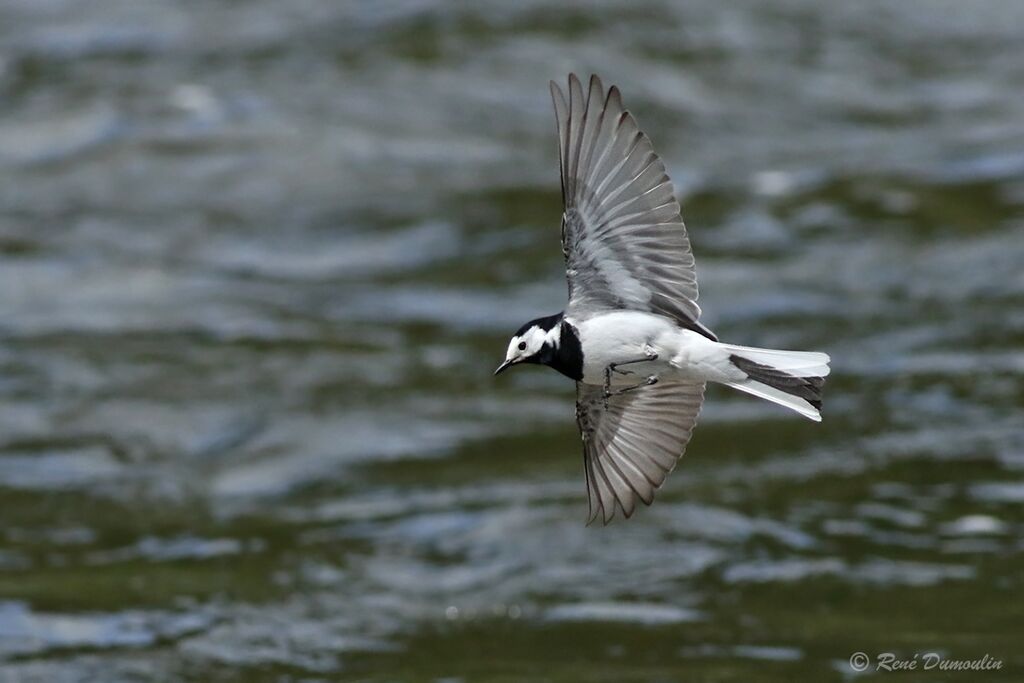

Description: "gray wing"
575 380 705 524
550 74 714 340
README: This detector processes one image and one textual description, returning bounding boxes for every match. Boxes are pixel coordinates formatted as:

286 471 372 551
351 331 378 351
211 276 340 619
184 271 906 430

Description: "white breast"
572 312 671 384
570 311 738 386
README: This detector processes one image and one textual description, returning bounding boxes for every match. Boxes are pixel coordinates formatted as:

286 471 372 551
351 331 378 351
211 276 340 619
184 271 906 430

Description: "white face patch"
504 324 560 365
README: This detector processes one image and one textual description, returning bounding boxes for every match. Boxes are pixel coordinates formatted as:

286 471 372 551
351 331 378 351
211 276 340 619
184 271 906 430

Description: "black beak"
494 359 516 376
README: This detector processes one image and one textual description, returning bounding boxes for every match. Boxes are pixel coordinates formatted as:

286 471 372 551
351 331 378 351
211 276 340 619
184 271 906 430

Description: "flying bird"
495 74 830 524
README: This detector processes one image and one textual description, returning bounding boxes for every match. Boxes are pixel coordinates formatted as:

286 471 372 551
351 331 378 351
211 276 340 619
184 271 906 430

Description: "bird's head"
494 313 563 375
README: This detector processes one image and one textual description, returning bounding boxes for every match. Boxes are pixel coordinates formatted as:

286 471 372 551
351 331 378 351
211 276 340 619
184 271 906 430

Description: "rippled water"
2 1 1023 680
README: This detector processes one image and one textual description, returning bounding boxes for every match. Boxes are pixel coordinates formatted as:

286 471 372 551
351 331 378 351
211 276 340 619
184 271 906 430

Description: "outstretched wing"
550 73 714 340
575 380 705 524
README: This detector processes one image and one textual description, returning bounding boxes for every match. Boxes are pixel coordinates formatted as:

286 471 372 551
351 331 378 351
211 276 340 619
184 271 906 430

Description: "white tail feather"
725 379 822 421
720 344 831 377
722 345 831 421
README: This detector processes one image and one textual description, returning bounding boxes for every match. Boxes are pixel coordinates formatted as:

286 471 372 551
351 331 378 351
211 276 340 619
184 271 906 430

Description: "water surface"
1 1 1023 680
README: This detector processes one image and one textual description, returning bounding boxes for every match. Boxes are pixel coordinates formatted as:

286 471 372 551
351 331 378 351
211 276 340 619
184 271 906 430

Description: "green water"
1 1 1023 681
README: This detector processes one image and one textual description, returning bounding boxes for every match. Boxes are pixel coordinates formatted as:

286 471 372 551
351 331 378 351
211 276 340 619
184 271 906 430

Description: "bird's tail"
721 344 830 421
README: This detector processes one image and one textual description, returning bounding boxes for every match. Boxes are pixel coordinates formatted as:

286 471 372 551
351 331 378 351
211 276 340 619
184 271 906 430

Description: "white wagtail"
494 74 830 524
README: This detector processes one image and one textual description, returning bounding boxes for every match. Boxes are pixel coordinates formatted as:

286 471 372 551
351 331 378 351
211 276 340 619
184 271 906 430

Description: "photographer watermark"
849 651 1003 673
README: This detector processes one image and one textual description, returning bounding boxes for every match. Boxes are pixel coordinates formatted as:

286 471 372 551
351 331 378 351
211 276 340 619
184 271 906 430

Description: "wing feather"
576 380 705 524
550 74 715 341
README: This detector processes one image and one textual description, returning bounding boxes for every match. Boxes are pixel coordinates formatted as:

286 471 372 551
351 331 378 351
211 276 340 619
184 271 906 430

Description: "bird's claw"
603 374 659 404
602 352 660 405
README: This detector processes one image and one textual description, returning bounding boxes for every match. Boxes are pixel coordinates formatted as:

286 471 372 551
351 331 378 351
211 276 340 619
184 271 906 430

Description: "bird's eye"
518 341 527 351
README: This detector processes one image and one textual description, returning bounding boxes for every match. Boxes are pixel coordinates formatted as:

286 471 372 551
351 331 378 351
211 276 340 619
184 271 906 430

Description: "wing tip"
568 72 584 101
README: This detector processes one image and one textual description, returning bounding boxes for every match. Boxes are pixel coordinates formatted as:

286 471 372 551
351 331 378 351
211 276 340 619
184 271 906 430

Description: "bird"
494 74 830 524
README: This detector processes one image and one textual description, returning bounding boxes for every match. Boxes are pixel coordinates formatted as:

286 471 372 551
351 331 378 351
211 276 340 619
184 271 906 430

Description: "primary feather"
550 74 715 341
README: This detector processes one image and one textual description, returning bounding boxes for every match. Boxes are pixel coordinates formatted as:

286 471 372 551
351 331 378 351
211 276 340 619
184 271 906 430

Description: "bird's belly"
576 312 679 385
575 312 734 386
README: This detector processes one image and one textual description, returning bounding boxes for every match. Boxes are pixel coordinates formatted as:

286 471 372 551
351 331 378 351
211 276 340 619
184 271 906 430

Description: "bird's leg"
602 346 659 406
604 375 659 403
609 346 659 377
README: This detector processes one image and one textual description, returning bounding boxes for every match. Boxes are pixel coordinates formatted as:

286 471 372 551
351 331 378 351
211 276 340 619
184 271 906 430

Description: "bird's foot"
602 350 660 406
608 348 660 377
603 375 659 402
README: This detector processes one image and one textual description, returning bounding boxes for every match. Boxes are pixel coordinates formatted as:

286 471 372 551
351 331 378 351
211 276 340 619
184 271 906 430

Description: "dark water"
2 1 1024 681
